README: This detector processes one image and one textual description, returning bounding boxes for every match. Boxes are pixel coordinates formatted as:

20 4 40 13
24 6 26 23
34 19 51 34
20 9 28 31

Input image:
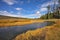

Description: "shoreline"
0 19 59 27
0 20 45 27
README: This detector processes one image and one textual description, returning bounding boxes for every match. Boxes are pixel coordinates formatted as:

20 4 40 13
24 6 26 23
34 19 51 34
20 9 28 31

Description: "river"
0 21 55 40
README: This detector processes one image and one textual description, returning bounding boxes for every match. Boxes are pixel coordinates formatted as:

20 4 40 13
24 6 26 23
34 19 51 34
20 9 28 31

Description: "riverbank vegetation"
0 18 45 27
14 19 60 40
0 17 58 27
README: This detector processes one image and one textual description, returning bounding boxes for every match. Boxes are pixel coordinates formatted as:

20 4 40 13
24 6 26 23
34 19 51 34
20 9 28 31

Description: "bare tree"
52 0 57 18
53 0 60 18
47 5 50 19
53 0 57 12
58 0 60 13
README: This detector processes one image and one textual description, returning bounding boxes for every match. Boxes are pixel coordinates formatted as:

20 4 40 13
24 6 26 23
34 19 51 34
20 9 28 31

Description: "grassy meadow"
0 18 45 27
14 19 60 40
0 16 60 40
0 19 31 27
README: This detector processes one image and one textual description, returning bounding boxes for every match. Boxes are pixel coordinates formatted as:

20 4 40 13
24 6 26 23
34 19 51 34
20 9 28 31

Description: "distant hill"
0 15 28 19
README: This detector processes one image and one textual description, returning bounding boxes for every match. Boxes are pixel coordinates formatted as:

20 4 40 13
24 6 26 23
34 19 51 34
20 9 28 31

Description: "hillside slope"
0 15 32 27
0 15 26 19
14 19 60 40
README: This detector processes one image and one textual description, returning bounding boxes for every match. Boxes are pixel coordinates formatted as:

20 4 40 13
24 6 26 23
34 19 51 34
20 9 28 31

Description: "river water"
0 21 55 40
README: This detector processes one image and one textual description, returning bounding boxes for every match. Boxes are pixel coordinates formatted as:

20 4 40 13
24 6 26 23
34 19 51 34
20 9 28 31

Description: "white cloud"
0 11 21 17
3 0 17 5
40 8 47 12
15 8 22 11
17 12 21 15
0 10 42 18
36 11 41 16
0 11 11 15
25 11 41 18
41 1 58 8
0 11 30 18
36 11 40 14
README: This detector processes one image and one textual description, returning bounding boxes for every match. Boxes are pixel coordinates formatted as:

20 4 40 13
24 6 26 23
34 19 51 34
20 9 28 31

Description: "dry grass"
14 19 60 40
0 19 30 27
0 19 45 27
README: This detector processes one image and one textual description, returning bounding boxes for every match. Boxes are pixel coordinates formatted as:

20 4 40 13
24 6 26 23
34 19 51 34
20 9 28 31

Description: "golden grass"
0 19 45 27
14 19 60 40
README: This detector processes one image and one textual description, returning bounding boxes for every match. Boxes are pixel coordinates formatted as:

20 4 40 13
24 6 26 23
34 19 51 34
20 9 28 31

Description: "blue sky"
0 0 58 18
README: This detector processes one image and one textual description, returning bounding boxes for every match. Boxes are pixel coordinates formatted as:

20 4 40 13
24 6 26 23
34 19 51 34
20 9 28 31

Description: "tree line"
40 0 60 19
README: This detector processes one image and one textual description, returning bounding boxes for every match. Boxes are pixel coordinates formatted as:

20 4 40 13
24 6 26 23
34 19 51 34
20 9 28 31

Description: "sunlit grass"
0 19 31 27
0 19 45 27
14 19 60 40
